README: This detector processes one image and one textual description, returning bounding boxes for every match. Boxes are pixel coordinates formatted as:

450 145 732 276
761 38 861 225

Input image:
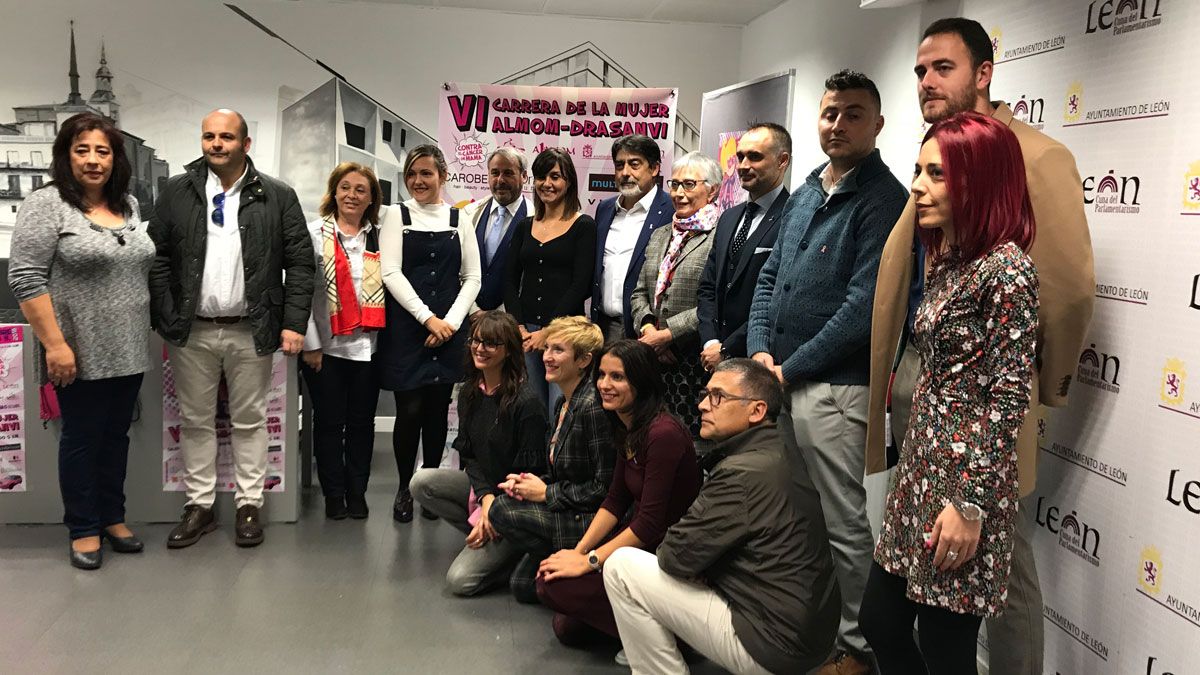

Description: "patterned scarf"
322 218 385 335
654 203 719 308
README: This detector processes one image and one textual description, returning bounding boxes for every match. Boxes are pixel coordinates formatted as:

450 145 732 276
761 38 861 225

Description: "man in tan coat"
865 18 1094 675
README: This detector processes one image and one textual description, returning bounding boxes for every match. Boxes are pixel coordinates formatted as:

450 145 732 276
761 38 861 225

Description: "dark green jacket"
148 157 314 354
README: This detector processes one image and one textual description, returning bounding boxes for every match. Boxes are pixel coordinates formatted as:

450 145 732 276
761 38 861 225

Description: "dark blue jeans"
56 373 143 540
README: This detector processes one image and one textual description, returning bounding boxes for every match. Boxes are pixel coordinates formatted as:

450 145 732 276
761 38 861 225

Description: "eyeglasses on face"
468 337 504 352
667 179 709 192
698 388 758 408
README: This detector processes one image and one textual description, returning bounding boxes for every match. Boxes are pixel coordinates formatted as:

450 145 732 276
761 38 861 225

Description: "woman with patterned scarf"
302 162 386 520
630 151 723 435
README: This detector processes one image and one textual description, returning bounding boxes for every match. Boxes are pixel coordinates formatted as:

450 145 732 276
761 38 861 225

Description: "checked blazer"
488 377 616 553
629 222 716 354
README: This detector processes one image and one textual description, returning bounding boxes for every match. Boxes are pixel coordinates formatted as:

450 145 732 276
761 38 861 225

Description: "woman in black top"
409 311 548 596
504 148 597 412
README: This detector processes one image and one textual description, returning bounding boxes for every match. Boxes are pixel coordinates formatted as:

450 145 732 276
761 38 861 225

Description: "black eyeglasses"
667 179 709 191
468 337 504 352
699 388 758 408
212 192 225 226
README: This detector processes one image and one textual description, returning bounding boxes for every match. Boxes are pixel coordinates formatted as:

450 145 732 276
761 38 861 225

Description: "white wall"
740 0 963 190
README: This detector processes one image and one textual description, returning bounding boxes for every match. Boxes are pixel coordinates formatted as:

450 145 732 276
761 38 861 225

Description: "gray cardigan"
747 149 907 385
8 187 154 381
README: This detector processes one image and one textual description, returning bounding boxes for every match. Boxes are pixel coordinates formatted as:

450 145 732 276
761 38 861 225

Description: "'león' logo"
990 27 1002 59
1160 358 1185 406
1064 82 1083 123
1078 344 1120 393
1139 545 1163 595
1183 160 1200 214
1083 169 1141 214
1010 95 1045 130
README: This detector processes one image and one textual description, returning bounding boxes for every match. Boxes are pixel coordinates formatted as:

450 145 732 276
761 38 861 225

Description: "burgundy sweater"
599 412 701 547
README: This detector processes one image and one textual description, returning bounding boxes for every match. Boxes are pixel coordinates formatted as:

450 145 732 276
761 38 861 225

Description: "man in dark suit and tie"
467 148 532 319
697 123 792 371
590 134 675 342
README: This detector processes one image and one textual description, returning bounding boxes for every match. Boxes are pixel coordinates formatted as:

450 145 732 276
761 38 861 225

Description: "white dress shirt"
199 165 248 317
601 188 659 317
379 199 482 331
304 218 377 362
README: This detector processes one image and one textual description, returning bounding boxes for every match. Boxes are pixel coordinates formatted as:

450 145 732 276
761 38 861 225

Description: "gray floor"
0 449 727 675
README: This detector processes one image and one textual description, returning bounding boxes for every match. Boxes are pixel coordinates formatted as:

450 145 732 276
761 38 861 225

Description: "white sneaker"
614 649 629 667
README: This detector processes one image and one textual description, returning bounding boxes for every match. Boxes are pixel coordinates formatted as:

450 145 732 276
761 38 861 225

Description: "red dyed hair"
917 112 1035 263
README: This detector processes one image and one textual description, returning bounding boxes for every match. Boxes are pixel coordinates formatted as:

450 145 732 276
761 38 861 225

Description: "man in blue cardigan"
748 70 907 675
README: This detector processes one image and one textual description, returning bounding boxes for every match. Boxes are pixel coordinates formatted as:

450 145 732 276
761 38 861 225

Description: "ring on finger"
947 550 959 561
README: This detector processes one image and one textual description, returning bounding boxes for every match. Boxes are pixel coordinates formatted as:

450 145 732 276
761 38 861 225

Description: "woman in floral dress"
859 112 1039 674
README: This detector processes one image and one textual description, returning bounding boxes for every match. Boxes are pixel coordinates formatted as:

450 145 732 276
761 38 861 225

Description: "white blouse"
378 199 481 331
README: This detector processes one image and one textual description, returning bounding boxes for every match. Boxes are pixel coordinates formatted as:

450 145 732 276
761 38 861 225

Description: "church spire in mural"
66 20 84 106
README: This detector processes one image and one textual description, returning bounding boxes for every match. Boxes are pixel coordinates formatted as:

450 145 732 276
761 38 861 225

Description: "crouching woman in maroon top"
534 339 702 651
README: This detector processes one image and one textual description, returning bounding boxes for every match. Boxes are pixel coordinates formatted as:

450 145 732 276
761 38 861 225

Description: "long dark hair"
459 311 526 415
596 340 674 459
49 112 132 216
531 148 581 220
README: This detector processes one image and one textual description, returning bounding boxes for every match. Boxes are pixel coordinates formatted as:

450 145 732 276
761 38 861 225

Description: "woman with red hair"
859 112 1039 673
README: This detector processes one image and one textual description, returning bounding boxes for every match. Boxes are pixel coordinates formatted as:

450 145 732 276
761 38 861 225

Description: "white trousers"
170 321 273 509
604 547 770 675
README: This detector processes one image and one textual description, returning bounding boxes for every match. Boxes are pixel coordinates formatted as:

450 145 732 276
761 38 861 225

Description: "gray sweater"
8 187 154 381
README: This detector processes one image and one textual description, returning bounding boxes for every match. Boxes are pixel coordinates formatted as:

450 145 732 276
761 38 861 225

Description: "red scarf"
323 219 385 335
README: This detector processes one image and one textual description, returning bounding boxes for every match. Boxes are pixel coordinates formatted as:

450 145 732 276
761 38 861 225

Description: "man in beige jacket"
865 18 1094 675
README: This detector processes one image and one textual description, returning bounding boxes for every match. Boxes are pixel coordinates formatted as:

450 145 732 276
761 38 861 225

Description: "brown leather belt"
195 315 246 325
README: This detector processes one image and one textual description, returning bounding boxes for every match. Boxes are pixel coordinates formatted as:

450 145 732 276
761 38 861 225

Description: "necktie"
486 205 508 266
729 201 760 262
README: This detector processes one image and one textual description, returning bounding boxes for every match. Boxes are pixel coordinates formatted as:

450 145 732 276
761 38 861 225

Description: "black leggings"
392 384 454 490
860 562 983 674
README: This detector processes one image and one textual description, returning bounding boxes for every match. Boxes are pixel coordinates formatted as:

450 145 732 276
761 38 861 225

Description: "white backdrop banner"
955 2 1200 673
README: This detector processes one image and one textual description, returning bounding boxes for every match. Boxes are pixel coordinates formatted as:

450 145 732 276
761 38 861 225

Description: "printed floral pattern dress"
874 241 1038 617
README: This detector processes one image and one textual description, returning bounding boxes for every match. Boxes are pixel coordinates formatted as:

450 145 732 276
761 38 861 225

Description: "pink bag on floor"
40 381 61 423
467 487 482 527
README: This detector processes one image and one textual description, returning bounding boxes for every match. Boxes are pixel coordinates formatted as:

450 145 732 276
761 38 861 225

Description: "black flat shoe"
346 494 369 520
325 496 348 520
102 530 144 553
70 544 102 570
393 489 413 523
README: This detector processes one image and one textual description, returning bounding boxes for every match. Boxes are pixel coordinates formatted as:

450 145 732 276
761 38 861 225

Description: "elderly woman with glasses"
409 311 547 596
629 151 723 436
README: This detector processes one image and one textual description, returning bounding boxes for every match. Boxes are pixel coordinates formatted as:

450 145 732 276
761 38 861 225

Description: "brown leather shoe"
817 651 873 675
235 505 264 547
167 505 216 548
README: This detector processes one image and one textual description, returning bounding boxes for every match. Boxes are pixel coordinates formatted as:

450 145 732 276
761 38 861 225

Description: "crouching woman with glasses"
409 311 547 595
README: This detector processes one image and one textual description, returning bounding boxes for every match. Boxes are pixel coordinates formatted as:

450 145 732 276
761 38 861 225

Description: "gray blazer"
630 223 715 352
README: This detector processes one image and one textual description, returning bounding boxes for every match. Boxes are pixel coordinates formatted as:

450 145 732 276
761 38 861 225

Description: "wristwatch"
587 550 602 573
954 500 985 522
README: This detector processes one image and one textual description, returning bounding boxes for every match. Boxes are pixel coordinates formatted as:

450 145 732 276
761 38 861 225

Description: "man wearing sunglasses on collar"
604 358 839 674
148 108 314 550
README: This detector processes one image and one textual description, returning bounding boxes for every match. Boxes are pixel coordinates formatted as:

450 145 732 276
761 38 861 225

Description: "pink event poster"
717 131 748 212
438 83 677 217
162 348 288 492
0 325 26 492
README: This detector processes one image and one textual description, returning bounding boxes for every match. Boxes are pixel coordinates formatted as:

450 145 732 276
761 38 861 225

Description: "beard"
618 182 645 200
921 86 978 123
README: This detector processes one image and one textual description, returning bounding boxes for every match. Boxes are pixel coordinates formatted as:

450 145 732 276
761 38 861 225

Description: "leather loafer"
235 504 264 547
167 505 216 549
103 530 144 553
69 543 102 570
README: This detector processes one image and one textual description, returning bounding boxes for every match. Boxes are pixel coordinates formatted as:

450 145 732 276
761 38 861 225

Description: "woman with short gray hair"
629 151 722 435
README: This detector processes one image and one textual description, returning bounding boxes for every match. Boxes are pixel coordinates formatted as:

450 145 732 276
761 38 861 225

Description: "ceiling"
325 0 790 26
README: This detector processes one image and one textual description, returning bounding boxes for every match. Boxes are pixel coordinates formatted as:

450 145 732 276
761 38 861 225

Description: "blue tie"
486 205 508 266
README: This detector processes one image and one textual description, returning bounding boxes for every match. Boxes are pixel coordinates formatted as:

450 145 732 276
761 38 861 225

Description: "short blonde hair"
543 316 603 360
319 162 382 225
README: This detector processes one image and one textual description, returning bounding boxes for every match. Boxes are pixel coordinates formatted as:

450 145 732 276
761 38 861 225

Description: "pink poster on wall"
0 325 26 492
438 83 677 216
162 348 288 492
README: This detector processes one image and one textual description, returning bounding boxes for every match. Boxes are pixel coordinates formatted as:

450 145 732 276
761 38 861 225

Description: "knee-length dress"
874 242 1038 618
